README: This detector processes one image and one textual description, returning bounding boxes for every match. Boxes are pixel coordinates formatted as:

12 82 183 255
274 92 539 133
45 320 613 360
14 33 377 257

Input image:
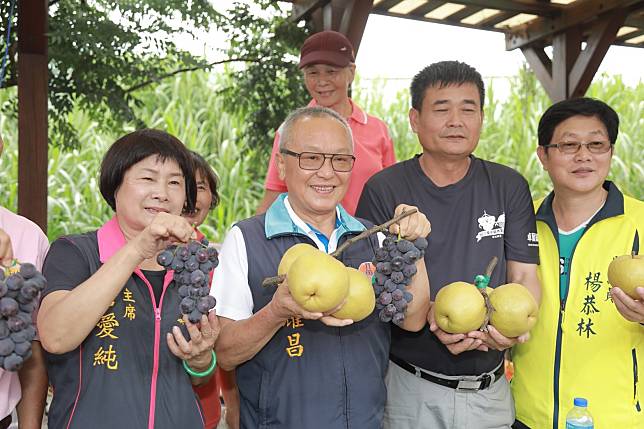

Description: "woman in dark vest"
37 129 219 429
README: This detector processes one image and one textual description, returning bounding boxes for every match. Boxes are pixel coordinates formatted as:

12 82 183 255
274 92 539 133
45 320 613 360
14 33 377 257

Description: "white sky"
357 13 644 83
182 1 644 100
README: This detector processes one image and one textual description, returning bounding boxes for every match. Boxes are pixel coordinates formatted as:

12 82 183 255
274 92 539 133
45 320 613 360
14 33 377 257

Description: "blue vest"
44 231 204 429
235 211 390 429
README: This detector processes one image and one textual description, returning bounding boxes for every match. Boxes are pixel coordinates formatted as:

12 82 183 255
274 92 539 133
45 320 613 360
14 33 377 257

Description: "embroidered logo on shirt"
475 211 505 242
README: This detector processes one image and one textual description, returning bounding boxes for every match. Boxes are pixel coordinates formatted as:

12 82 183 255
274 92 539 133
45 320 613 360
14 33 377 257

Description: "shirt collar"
536 180 624 234
97 216 127 263
307 98 368 125
97 215 175 288
264 193 366 244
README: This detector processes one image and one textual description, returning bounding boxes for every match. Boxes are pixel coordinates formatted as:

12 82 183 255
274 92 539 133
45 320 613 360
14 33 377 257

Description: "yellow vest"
512 182 643 429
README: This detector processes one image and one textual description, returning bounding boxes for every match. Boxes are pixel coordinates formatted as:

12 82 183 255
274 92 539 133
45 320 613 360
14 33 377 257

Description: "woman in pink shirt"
257 30 396 215
0 134 49 429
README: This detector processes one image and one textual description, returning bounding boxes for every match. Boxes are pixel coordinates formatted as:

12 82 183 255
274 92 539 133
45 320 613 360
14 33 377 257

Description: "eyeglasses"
302 67 346 82
280 149 355 172
544 140 613 154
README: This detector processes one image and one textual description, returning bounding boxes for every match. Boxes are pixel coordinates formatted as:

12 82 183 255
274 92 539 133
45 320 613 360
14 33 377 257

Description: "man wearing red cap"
257 30 396 216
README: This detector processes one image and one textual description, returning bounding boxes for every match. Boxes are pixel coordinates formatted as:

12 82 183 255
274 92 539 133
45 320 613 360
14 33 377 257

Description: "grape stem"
261 208 419 288
478 256 498 332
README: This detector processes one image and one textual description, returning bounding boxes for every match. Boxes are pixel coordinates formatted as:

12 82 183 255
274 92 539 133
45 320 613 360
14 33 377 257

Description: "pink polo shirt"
264 99 396 215
0 206 49 420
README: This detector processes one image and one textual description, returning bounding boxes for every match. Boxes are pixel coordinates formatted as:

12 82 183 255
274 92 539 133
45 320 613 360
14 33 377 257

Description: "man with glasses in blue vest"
213 106 432 429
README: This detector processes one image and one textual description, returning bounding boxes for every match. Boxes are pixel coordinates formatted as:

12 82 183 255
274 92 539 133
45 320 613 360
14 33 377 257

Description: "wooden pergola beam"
438 0 557 15
291 0 332 23
521 44 555 96
506 0 641 50
374 0 558 16
520 9 626 101
373 10 507 33
568 9 627 97
406 0 446 17
17 0 48 232
305 0 374 53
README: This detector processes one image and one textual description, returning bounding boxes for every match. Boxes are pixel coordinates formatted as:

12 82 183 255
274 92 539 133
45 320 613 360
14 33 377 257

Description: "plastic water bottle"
565 397 594 428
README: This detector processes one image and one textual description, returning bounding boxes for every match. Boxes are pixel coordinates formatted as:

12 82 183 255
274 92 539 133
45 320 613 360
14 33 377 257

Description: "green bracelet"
182 350 217 377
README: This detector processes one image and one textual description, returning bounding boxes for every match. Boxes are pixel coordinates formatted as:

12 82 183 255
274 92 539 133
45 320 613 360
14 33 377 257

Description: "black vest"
44 231 204 429
236 214 390 429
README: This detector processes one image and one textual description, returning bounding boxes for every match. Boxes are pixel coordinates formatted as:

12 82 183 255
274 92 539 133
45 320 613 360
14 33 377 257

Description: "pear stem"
478 257 498 332
262 274 286 288
261 208 419 288
485 257 498 278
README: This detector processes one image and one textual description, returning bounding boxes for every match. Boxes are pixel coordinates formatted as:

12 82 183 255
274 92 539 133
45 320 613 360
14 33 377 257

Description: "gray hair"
278 106 353 151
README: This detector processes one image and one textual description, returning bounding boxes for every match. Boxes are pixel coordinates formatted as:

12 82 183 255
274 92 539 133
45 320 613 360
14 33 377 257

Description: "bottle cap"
573 397 588 407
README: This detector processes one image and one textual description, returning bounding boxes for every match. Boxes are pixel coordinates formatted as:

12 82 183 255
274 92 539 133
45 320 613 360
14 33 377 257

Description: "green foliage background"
0 69 642 242
0 0 308 153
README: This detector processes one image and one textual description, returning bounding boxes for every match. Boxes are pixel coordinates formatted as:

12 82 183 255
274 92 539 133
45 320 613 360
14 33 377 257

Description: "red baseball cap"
299 31 355 69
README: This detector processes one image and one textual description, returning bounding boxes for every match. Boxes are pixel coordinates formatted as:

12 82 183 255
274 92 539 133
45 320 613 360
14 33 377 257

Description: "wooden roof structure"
14 0 644 231
289 0 644 101
370 0 644 49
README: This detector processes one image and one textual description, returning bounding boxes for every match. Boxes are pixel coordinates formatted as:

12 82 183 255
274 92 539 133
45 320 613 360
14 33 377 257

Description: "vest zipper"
552 300 566 429
552 236 583 429
134 269 173 429
339 327 349 429
634 348 641 412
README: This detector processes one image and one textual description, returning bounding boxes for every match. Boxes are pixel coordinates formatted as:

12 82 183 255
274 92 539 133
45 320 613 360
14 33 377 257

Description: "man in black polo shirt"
356 61 541 428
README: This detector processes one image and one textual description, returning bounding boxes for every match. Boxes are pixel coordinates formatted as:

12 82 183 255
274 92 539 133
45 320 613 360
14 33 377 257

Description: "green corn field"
0 68 642 242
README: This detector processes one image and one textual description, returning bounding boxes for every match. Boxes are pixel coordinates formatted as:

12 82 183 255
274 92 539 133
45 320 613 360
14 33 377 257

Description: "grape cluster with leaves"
0 263 46 371
157 239 218 324
373 234 428 327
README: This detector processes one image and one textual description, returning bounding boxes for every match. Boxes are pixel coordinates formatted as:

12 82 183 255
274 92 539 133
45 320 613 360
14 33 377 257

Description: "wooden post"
519 10 626 102
17 0 48 232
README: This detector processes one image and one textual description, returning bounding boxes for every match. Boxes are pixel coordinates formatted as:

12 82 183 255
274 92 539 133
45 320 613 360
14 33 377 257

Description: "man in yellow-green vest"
512 97 644 429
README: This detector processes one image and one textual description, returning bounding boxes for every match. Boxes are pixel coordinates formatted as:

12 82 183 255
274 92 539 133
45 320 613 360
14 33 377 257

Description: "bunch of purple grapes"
0 263 46 371
157 239 218 324
373 234 428 327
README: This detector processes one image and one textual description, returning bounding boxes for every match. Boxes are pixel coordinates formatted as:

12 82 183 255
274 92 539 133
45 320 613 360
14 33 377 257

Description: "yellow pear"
607 254 644 299
489 283 538 338
434 281 486 334
332 267 376 322
278 243 318 276
287 250 349 313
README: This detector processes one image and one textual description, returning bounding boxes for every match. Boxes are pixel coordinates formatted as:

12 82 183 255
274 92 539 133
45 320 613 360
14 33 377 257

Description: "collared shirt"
0 206 49 420
264 98 396 215
213 194 379 321
225 196 389 429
